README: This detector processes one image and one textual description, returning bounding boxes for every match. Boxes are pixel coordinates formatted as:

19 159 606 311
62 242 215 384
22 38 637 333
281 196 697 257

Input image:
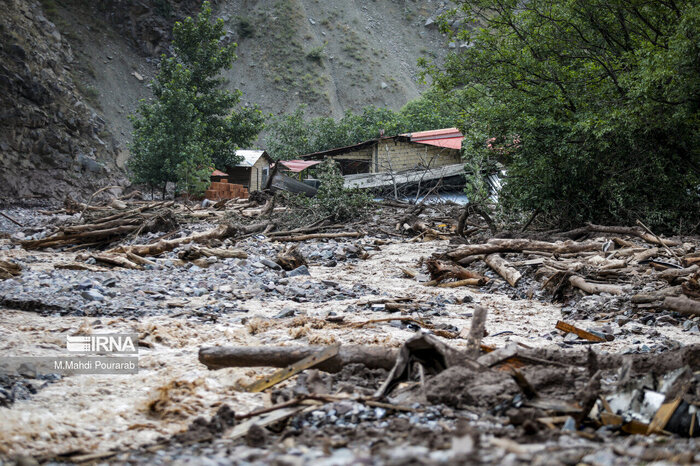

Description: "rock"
286 265 310 277
274 308 296 318
381 81 388 89
81 289 105 302
261 258 281 270
132 71 144 81
245 423 267 448
219 285 232 293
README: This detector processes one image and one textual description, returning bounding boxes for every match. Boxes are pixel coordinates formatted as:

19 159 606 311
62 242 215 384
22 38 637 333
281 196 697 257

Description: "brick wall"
375 140 461 172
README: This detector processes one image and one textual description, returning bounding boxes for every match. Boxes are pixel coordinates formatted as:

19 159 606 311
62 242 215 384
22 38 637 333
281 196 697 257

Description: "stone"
81 289 104 302
261 258 281 270
286 265 310 277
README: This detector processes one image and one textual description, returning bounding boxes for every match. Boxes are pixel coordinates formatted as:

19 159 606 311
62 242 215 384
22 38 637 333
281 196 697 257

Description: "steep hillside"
0 0 127 201
1 0 454 200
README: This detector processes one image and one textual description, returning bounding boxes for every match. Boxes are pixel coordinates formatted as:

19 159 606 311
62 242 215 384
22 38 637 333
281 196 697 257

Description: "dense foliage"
128 3 264 195
264 89 466 160
280 160 373 225
427 0 700 231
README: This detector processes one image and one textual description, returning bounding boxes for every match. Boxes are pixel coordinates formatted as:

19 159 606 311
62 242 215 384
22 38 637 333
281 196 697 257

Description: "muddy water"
0 239 695 457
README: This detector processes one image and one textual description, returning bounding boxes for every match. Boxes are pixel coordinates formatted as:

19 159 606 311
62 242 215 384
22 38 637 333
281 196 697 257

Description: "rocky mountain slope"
1 0 454 201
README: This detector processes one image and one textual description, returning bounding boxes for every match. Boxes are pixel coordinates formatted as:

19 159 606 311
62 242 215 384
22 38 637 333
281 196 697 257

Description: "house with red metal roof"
299 128 464 176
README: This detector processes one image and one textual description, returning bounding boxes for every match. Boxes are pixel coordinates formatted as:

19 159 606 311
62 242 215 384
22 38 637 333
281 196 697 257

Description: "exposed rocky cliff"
0 0 126 201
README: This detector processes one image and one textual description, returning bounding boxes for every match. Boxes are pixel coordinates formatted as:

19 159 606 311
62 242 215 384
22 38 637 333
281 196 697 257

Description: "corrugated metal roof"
279 160 322 173
235 150 267 167
211 169 228 177
403 127 464 150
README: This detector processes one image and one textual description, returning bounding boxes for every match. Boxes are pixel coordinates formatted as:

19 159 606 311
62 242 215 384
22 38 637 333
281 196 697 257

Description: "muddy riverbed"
1 208 699 465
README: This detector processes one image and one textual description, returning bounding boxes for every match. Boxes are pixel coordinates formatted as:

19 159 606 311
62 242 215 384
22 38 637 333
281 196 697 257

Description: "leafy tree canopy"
425 0 700 231
264 89 466 160
128 2 264 195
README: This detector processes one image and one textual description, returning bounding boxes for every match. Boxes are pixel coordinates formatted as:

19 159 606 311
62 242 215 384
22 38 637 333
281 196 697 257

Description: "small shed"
224 150 273 192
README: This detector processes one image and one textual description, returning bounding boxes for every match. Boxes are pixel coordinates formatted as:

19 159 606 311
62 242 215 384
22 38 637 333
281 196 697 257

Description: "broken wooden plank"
476 342 518 367
555 321 606 342
245 344 340 392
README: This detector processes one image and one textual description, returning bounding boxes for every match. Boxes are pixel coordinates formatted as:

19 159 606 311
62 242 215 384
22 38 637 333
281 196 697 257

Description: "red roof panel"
403 127 464 150
280 160 322 173
211 169 228 176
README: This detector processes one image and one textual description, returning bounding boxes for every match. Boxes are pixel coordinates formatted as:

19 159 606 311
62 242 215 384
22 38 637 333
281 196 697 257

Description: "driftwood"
276 245 307 271
561 223 681 247
426 259 486 284
270 231 362 242
0 260 21 279
178 245 248 261
446 239 601 261
199 345 398 373
658 265 699 281
465 305 488 358
485 254 522 287
121 222 269 256
663 296 700 316
435 278 485 288
569 275 625 295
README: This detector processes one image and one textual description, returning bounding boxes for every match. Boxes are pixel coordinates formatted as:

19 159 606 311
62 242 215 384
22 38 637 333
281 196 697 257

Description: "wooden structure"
300 128 463 176
224 150 273 193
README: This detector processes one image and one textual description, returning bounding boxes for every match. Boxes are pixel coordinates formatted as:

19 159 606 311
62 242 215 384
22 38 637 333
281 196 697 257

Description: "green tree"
264 91 466 160
129 2 264 196
426 0 700 231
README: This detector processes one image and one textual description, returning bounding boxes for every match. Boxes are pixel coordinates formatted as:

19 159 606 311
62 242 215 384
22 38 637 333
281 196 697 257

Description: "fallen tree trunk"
446 239 601 262
560 224 681 247
199 345 398 373
663 296 700 316
270 231 362 242
121 222 269 256
569 275 625 295
485 254 522 287
658 265 699 281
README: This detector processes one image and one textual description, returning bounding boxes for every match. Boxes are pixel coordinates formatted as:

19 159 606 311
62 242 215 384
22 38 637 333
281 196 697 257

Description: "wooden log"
632 247 660 263
0 260 21 279
122 222 269 256
630 286 682 303
446 239 601 261
435 278 485 287
21 224 140 249
663 296 700 316
585 223 681 247
485 254 522 287
464 305 488 358
125 252 157 266
91 253 142 270
199 345 398 373
271 231 362 242
658 265 699 281
683 253 700 267
568 275 625 295
426 259 486 283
